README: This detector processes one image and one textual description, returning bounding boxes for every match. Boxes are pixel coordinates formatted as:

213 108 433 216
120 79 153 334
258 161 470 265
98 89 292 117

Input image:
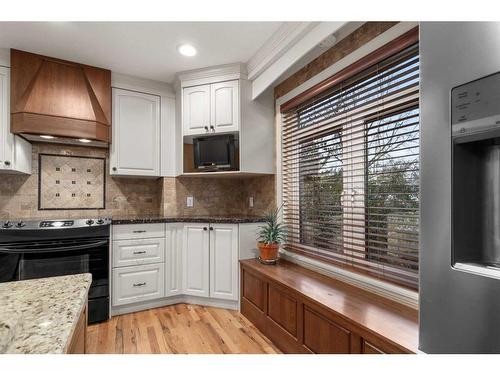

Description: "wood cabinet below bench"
240 259 418 354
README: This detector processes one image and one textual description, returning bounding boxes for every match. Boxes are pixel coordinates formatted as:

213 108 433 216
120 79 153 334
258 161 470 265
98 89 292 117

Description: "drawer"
112 223 165 240
112 263 165 306
113 238 165 268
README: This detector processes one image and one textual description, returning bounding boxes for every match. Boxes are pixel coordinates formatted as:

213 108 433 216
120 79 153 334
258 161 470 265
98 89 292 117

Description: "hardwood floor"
86 303 280 354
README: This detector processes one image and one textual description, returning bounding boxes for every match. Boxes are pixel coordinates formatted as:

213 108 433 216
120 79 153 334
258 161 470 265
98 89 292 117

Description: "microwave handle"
0 240 109 254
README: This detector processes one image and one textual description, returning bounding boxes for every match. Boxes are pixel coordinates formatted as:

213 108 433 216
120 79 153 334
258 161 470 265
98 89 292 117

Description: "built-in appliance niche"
183 132 240 173
453 137 500 272
452 71 500 278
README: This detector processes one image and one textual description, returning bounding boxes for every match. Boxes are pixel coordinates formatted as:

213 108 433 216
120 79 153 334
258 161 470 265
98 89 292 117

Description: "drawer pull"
133 282 146 287
133 250 147 255
133 230 147 233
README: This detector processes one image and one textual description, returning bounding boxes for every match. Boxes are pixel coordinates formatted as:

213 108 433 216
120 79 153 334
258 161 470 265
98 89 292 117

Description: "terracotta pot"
257 242 279 263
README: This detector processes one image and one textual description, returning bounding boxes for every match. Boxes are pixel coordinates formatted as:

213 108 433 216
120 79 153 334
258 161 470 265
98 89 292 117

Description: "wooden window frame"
280 27 419 113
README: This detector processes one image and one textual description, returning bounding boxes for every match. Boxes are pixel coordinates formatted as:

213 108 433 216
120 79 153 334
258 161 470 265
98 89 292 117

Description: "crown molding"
251 22 347 99
112 72 175 97
176 62 247 88
247 22 318 81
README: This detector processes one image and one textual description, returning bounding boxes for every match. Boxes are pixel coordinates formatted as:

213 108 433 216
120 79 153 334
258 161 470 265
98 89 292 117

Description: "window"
281 41 419 290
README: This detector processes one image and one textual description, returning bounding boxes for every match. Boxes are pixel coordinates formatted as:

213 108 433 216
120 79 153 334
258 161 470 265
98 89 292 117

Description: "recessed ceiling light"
78 139 92 143
177 44 197 57
40 135 55 139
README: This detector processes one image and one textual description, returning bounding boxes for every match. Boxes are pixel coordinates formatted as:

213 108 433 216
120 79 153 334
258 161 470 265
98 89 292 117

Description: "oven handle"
0 240 109 254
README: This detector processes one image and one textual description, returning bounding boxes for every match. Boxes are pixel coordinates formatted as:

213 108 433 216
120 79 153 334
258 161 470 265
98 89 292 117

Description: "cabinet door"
362 340 386 354
209 223 239 301
112 263 165 306
303 305 352 353
112 223 165 241
0 66 13 170
111 88 160 176
182 223 210 297
210 80 239 133
166 223 184 297
183 85 210 136
0 67 30 174
112 238 165 268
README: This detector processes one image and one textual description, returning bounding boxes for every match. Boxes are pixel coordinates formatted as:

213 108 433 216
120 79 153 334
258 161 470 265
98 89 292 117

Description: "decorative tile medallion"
38 154 106 210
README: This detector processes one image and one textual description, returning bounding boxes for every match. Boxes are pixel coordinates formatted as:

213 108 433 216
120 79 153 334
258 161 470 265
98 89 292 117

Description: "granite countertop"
0 273 92 354
111 215 267 225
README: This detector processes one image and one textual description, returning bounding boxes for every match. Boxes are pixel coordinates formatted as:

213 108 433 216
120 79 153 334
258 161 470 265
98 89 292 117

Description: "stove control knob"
2 221 13 229
86 219 95 226
16 221 26 228
96 219 104 225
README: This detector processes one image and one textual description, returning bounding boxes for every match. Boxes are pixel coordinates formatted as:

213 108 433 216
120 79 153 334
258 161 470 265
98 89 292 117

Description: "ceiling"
0 22 283 83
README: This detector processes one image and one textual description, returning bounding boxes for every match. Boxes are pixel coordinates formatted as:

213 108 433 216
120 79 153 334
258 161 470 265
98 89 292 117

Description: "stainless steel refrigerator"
420 22 500 353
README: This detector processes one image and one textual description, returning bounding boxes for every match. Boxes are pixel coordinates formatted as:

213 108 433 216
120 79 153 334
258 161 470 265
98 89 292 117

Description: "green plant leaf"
256 205 286 245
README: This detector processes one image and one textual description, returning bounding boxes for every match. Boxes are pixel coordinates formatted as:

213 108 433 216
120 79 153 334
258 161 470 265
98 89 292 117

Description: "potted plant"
257 206 286 264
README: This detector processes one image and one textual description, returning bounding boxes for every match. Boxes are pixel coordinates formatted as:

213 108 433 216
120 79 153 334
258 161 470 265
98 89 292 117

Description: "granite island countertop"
0 273 91 354
111 215 267 225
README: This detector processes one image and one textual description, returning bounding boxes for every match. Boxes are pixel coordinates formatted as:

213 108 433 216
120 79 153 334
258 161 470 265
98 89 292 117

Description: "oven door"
0 238 108 286
0 237 110 323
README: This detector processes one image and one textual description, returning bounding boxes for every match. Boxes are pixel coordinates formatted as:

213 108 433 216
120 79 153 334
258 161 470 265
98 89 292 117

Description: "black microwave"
193 134 236 171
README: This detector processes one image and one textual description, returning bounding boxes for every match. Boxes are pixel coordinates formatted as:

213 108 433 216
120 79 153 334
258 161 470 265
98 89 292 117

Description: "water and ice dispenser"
452 72 500 277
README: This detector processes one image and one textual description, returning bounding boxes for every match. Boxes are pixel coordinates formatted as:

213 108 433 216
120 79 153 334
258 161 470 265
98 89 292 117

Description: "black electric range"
0 218 111 323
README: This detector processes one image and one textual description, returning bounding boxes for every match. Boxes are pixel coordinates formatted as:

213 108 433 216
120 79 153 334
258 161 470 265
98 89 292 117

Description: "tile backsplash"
0 142 276 219
162 175 275 217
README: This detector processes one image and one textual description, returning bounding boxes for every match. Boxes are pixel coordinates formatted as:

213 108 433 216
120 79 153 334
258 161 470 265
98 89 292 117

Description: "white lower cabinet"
210 224 239 301
112 223 165 241
113 238 165 268
111 224 166 308
182 223 210 297
165 223 183 296
112 263 165 306
111 221 241 313
181 222 238 301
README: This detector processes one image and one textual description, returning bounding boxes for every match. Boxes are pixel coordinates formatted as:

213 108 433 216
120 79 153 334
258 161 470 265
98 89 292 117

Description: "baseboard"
111 295 239 316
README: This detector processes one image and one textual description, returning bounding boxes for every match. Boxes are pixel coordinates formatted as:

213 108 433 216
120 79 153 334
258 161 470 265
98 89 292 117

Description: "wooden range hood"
10 49 111 143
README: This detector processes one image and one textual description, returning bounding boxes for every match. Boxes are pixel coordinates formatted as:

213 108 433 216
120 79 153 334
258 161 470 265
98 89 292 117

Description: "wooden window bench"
240 259 418 354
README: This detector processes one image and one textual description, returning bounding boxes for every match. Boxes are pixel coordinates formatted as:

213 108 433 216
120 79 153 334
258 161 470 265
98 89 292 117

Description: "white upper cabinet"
111 88 160 177
209 224 239 301
182 223 210 297
0 66 31 175
182 84 210 136
182 80 239 136
210 80 239 133
0 67 12 169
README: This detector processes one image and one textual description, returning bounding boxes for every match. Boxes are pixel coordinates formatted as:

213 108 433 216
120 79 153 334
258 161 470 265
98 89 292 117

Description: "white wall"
0 48 10 67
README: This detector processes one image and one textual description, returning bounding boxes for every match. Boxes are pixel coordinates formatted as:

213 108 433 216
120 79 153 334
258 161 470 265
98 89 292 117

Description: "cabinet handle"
210 125 215 132
133 250 147 255
133 230 147 233
209 227 213 231
133 282 146 287
203 227 208 231
204 126 209 132
112 167 117 171
4 161 11 166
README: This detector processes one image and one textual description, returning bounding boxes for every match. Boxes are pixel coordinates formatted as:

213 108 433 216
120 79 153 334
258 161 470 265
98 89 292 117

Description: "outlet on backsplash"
186 196 194 208
249 197 254 208
161 175 275 217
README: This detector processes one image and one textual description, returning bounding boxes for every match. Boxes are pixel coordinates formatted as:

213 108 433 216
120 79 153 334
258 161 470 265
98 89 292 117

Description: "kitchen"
1 2 500 372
